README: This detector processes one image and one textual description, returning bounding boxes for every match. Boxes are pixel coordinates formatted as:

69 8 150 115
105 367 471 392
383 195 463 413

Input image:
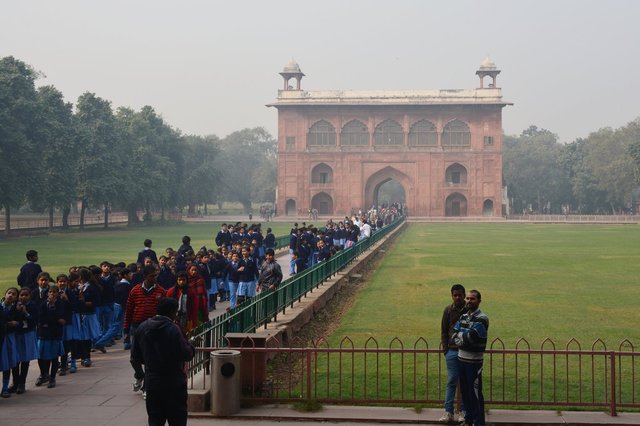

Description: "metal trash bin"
210 349 241 416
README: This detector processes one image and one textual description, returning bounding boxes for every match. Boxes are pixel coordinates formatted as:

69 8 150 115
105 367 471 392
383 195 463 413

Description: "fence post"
306 350 312 400
609 351 617 416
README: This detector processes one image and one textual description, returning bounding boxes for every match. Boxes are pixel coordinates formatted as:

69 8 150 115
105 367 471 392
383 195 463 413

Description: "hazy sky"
2 0 639 143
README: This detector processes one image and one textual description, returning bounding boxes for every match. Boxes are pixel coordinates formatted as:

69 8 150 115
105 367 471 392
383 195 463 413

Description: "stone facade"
268 58 512 217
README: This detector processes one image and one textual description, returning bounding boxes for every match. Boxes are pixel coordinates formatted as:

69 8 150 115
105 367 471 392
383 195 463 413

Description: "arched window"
285 199 296 216
311 192 333 215
445 193 468 217
374 119 403 146
483 199 494 216
445 163 468 185
409 120 438 146
442 119 470 146
340 120 369 146
311 163 333 184
307 120 336 146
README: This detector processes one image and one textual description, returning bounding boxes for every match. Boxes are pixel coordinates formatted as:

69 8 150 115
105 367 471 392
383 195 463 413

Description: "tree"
180 135 221 215
28 85 77 229
581 125 637 213
503 126 571 213
116 106 181 223
0 56 38 235
74 92 122 228
217 127 277 213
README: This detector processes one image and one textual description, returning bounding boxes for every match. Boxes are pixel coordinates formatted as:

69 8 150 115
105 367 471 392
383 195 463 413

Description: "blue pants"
289 249 296 274
94 304 123 347
98 304 114 339
444 349 465 414
459 361 484 426
228 281 239 309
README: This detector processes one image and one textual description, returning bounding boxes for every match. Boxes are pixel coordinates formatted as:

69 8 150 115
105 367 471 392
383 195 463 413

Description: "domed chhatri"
279 58 305 91
479 56 497 71
476 56 501 89
282 59 303 74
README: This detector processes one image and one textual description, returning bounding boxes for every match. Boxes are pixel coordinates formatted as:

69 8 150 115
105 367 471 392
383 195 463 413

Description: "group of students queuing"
1 214 401 399
286 209 398 276
1 263 108 397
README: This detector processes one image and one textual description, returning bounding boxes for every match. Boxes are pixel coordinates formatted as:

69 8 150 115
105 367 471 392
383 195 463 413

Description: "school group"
0 212 392 399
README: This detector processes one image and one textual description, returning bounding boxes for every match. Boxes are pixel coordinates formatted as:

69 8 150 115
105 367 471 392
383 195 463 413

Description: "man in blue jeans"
439 283 466 423
452 290 489 426
93 268 132 352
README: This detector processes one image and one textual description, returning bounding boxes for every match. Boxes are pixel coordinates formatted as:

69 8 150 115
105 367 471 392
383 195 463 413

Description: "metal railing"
507 214 638 223
208 336 638 415
0 213 129 230
187 216 406 381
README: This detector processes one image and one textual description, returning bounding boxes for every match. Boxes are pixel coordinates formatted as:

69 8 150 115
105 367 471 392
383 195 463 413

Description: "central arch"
364 166 413 212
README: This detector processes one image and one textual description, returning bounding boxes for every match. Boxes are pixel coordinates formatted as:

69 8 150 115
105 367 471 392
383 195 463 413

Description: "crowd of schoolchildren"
0 208 402 399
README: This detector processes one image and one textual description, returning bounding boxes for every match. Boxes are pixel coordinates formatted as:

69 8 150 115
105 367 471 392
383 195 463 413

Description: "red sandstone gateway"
268 58 512 218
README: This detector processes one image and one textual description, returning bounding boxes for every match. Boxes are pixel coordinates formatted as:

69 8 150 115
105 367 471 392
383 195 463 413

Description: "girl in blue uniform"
67 272 82 373
77 268 101 367
36 286 66 388
11 288 38 394
1 287 22 398
56 274 75 375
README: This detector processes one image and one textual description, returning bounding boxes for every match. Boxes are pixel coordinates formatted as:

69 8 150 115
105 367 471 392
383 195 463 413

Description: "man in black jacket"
132 297 195 426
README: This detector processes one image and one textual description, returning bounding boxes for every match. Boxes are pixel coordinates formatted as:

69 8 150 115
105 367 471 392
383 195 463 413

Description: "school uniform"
78 283 101 341
237 257 258 299
17 261 42 291
15 301 38 363
0 302 22 372
225 261 241 309
37 300 65 361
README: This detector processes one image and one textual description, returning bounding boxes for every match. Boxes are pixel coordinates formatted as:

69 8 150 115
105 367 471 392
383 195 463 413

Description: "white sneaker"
132 378 143 392
438 412 454 423
142 391 147 400
456 411 466 423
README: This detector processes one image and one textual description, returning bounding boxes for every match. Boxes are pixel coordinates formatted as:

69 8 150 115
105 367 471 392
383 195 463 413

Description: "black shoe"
16 384 25 394
47 379 56 388
1 390 10 398
94 345 107 354
59 367 68 376
35 375 50 386
7 384 17 394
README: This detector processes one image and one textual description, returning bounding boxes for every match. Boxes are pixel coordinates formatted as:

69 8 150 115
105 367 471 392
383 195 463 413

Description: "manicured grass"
0 221 293 293
331 223 640 348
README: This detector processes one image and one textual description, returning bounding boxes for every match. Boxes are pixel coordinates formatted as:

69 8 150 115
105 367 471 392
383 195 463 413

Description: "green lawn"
0 221 293 293
331 223 640 348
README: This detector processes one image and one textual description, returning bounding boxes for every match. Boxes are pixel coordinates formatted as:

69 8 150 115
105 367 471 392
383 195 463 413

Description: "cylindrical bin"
210 349 241 416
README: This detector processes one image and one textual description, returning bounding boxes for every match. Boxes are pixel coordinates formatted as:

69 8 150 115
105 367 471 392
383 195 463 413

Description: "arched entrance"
285 199 296 216
311 192 333 215
483 199 494 216
375 179 406 207
445 193 467 217
364 167 412 212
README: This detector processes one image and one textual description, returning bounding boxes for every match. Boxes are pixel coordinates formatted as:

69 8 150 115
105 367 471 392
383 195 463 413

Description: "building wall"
275 104 504 217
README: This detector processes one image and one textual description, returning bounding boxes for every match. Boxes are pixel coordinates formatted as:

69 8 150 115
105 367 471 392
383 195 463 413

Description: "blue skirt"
0 333 18 371
80 313 101 341
69 313 83 340
38 339 65 360
15 330 38 362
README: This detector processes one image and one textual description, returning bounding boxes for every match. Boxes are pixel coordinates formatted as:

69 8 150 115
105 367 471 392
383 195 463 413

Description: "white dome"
479 56 497 71
282 59 302 74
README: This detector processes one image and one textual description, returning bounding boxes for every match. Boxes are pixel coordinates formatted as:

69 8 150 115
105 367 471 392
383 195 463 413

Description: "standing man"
124 265 166 396
17 250 42 291
452 290 489 426
137 239 158 265
132 297 195 426
257 248 283 292
439 284 466 423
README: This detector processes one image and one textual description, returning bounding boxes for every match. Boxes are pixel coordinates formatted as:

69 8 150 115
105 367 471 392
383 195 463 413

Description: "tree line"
0 56 276 234
504 123 640 214
2 55 640 231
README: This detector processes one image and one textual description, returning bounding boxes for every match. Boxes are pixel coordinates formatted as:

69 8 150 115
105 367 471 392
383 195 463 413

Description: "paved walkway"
3 251 639 425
